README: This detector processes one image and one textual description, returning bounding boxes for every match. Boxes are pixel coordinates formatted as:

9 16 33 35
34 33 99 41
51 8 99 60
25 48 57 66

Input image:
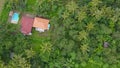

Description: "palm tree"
66 1 78 13
78 30 88 41
62 11 70 19
77 11 86 22
80 44 90 55
40 42 52 54
8 54 31 68
86 22 94 31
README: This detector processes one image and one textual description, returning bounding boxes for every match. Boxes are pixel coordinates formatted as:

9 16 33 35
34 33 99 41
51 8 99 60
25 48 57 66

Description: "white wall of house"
35 28 45 32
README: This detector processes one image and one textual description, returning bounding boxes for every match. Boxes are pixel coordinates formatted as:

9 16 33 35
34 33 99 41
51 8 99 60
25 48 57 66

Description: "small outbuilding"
33 17 50 32
20 15 34 35
103 42 109 48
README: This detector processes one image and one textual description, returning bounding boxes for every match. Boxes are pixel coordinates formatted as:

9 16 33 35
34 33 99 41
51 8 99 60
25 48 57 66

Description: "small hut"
103 42 109 48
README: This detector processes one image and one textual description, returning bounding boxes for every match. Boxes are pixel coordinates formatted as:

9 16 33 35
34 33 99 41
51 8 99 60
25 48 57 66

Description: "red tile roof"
21 15 34 35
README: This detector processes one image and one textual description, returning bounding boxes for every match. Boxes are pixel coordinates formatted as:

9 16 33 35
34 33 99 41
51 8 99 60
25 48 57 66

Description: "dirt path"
0 0 5 14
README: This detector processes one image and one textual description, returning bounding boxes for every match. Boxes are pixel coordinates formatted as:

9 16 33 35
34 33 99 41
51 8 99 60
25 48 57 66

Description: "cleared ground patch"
0 0 5 14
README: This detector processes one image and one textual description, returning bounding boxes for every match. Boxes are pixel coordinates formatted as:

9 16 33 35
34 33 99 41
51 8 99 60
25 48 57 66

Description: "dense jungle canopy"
0 0 120 68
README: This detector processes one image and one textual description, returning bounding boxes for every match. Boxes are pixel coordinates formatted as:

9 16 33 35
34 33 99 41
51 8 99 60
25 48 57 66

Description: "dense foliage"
0 0 120 68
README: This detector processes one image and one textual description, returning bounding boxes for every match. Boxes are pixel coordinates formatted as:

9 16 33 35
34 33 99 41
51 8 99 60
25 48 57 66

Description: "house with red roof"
20 15 34 35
